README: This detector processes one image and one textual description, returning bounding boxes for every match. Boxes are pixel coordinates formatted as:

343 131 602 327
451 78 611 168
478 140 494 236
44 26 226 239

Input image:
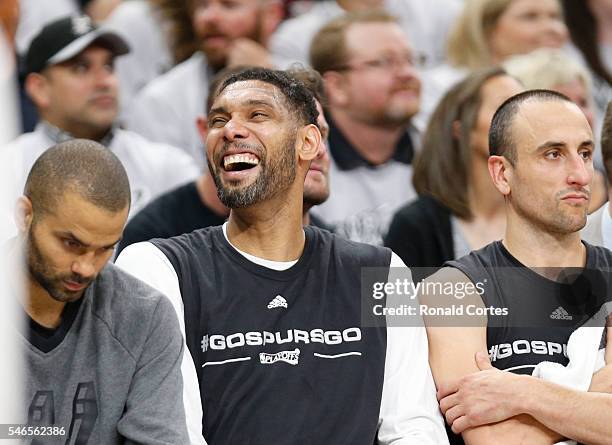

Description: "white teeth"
223 153 260 168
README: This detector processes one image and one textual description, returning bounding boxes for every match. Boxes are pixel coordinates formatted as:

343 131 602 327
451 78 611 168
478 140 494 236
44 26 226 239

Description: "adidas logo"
550 306 573 320
267 295 288 309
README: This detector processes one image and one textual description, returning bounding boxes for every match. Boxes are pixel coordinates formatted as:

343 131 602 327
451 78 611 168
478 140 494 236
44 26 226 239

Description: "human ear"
297 124 321 162
488 155 511 196
15 196 34 233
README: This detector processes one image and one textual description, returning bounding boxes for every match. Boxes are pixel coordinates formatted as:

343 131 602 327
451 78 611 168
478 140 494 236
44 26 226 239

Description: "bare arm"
423 267 561 445
432 270 612 444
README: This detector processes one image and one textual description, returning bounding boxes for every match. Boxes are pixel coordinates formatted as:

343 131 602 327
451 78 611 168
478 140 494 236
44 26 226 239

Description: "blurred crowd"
1 0 611 255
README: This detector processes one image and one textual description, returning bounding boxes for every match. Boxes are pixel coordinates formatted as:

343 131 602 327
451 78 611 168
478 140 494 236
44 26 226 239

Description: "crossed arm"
423 267 612 445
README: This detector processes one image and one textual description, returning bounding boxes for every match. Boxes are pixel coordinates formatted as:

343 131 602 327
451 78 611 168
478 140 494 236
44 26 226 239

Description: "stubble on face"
209 131 298 208
27 226 92 303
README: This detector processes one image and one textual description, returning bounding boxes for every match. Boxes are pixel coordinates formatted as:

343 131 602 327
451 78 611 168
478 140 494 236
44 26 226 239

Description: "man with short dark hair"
117 67 331 252
117 67 447 444
3 15 199 226
11 139 189 444
424 90 612 444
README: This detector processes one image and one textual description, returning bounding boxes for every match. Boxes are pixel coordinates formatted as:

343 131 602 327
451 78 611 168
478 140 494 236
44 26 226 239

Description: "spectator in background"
309 10 420 245
104 0 176 112
117 66 332 253
503 48 608 211
562 0 612 123
3 16 199 231
125 0 284 168
271 0 461 70
385 68 522 279
416 0 568 130
583 101 612 248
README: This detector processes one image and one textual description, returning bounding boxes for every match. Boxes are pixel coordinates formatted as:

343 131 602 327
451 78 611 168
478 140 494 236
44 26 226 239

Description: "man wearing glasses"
309 10 421 245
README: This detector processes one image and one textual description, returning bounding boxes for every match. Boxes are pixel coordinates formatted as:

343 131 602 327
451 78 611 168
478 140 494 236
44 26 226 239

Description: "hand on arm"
589 319 612 394
227 39 274 68
423 268 561 445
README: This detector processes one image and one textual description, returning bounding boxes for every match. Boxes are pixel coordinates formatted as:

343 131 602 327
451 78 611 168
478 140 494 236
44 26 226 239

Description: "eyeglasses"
331 53 426 72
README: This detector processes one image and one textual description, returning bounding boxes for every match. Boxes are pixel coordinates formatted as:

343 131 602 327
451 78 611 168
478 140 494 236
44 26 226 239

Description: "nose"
197 2 220 24
71 254 97 279
222 118 249 141
395 58 419 81
543 17 568 46
567 152 592 187
94 67 116 89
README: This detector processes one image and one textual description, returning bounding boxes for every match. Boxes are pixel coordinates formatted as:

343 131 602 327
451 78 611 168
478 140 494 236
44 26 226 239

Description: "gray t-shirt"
21 263 189 444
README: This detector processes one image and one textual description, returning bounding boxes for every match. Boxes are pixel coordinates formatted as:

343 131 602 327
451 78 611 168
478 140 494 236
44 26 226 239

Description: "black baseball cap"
24 15 130 75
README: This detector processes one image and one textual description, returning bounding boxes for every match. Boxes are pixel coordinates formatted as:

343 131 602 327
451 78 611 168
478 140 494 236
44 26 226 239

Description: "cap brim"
48 28 130 66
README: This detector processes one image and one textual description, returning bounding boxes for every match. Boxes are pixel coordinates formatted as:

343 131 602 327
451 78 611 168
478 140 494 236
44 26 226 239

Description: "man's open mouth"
223 153 260 172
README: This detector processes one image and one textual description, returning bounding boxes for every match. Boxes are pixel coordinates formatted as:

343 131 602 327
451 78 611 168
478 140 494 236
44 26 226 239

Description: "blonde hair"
447 0 514 69
502 48 592 95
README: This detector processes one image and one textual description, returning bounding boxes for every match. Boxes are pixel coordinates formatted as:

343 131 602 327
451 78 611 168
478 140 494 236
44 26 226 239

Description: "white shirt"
15 0 79 55
311 153 418 245
125 52 210 168
1 123 200 233
104 0 174 114
116 234 448 445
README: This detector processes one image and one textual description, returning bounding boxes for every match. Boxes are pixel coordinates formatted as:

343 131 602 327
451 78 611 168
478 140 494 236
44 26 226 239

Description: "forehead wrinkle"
216 82 289 114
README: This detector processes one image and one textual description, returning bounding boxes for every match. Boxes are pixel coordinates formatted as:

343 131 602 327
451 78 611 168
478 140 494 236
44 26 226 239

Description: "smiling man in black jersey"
423 89 612 445
117 67 447 444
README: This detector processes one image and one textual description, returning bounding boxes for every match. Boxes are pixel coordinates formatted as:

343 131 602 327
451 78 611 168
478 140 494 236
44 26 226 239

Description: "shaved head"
24 139 131 219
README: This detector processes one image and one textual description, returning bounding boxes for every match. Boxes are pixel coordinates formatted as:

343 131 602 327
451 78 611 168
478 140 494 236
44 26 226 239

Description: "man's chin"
202 46 228 71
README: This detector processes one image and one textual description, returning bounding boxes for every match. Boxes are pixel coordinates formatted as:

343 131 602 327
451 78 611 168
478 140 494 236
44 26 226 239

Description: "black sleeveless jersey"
152 225 393 445
445 240 612 445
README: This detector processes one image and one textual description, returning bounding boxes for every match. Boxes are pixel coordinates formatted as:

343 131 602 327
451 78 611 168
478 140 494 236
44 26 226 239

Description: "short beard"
209 135 297 209
27 226 91 303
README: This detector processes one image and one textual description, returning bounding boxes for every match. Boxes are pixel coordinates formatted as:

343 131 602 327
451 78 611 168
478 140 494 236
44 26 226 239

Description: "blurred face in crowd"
206 80 302 208
552 78 595 129
303 100 330 208
470 75 523 159
488 0 568 63
27 45 119 140
497 100 593 234
191 0 279 70
23 191 126 303
335 21 421 128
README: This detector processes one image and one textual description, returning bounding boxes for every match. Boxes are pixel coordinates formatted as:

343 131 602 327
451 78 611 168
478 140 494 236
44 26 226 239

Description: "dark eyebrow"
208 106 228 116
56 231 122 250
536 140 594 151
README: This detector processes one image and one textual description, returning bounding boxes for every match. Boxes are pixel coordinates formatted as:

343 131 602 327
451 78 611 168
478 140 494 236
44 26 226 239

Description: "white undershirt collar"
222 222 299 271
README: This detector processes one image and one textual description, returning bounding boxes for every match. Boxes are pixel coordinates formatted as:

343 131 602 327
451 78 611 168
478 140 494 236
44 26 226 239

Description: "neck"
302 204 311 226
467 156 505 218
197 174 229 217
330 108 405 165
226 185 306 261
607 187 612 218
503 212 586 270
43 117 110 142
26 280 66 329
